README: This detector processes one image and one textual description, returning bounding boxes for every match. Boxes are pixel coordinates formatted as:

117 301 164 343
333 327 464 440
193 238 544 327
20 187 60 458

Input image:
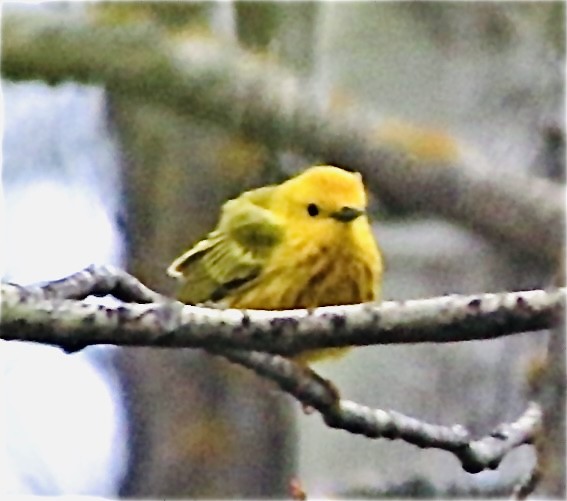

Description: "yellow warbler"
167 165 383 364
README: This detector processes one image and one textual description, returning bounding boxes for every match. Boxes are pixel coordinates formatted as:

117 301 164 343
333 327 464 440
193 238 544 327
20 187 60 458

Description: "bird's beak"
330 206 365 223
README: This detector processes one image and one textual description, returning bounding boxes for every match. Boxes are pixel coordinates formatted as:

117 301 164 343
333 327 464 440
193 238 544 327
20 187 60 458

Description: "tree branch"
215 349 541 474
2 13 564 264
0 266 550 473
1 266 564 354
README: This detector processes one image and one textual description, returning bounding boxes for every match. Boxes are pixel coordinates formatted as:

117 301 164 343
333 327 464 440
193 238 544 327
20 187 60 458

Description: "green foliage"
93 1 211 31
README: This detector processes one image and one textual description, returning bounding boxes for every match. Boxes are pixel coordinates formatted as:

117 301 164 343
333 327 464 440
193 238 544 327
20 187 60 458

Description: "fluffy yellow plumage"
167 165 383 364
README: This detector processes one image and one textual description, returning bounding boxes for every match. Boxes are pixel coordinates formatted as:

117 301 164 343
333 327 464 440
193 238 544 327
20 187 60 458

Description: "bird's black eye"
307 203 319 217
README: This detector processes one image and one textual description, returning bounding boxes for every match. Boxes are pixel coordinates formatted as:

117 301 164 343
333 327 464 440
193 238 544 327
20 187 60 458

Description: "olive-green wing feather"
167 186 283 304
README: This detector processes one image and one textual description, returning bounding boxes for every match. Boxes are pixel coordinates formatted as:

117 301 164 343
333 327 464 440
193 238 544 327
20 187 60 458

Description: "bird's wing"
167 186 283 304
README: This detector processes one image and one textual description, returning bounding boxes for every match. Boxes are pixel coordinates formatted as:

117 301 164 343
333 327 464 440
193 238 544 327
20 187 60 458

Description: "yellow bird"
167 165 383 364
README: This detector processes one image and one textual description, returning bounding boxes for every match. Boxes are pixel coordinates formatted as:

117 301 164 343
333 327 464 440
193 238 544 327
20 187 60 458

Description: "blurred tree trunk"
98 3 301 496
532 264 565 498
535 321 566 497
110 95 295 498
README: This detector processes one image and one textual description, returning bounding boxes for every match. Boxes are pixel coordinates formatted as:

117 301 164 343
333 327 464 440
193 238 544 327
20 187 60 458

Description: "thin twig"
217 349 541 474
16 264 165 303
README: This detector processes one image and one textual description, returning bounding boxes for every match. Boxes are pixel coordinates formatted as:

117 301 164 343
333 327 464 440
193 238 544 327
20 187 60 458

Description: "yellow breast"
228 218 382 364
229 219 382 309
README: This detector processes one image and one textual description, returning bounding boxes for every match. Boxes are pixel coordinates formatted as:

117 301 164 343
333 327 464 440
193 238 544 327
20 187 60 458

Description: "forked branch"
0 265 555 474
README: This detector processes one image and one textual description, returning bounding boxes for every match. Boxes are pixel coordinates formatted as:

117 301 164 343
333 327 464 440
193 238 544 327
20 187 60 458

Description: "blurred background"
1 1 564 498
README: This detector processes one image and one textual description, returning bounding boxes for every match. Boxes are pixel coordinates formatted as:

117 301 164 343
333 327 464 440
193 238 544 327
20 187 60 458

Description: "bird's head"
274 165 368 227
